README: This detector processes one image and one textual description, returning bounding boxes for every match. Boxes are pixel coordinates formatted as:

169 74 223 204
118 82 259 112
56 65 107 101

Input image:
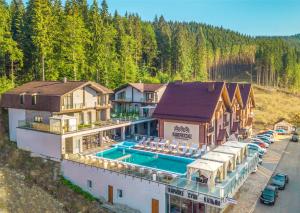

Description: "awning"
223 141 248 160
187 159 224 190
213 145 242 164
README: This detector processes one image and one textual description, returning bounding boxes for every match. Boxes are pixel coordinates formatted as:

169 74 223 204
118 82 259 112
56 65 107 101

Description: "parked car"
290 134 299 142
276 129 287 135
275 173 289 184
260 185 278 205
251 138 270 148
247 143 266 155
271 173 287 190
252 141 267 149
256 135 274 143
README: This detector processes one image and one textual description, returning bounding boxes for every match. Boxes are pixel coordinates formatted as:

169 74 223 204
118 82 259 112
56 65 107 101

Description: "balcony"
62 103 84 110
208 126 214 133
96 100 112 108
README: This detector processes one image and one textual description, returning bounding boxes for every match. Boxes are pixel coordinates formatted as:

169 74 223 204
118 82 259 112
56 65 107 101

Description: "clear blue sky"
104 0 300 36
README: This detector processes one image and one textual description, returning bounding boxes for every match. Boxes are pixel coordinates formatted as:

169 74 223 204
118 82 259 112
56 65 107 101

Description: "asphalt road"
254 141 300 213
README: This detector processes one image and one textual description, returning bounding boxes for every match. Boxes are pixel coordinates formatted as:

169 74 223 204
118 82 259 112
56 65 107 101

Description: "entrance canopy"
223 141 248 160
202 152 236 174
187 159 224 190
213 146 243 164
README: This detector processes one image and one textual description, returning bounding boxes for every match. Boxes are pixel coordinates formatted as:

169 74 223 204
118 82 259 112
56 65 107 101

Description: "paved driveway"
226 135 289 213
254 140 300 213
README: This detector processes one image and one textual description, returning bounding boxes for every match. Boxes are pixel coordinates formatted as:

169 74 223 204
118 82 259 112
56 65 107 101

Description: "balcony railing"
18 119 128 135
96 100 111 107
62 103 84 110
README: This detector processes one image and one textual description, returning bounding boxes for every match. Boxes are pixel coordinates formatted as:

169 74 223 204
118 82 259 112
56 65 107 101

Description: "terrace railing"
62 103 84 110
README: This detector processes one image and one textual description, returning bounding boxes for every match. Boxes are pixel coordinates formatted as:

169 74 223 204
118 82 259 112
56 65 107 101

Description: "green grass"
60 176 98 202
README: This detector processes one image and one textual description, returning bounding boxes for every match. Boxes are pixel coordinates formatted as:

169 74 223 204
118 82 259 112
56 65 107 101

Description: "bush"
60 176 98 202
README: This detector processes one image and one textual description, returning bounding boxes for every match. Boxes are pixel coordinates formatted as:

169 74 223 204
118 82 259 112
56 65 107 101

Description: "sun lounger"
185 148 194 157
192 150 202 158
178 146 188 155
150 141 158 151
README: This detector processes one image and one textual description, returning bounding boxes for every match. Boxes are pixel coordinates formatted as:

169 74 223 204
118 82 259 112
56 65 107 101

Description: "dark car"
291 134 299 142
276 173 289 184
260 185 278 205
271 173 287 190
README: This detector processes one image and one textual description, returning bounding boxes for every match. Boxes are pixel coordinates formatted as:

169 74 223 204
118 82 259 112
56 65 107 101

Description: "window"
34 116 43 123
20 94 25 104
32 94 37 105
117 189 123 198
145 92 154 101
87 180 92 188
117 91 126 100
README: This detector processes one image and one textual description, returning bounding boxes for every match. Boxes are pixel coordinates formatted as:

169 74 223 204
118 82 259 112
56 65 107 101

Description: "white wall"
164 121 199 147
8 108 26 142
132 88 144 102
61 160 166 213
84 86 98 108
115 86 133 101
73 88 84 105
16 128 62 161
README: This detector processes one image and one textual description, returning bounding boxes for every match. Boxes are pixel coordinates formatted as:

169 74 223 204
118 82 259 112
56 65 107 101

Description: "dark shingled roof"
153 81 230 122
217 129 228 141
3 80 113 96
239 83 252 108
226 83 238 101
115 83 166 93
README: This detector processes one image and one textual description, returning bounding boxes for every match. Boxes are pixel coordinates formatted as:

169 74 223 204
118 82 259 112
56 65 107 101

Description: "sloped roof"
3 80 113 96
115 83 166 93
226 83 238 101
239 83 255 108
153 81 231 122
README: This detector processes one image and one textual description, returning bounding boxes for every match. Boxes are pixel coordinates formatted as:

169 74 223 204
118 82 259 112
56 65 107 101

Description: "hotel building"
1 80 258 213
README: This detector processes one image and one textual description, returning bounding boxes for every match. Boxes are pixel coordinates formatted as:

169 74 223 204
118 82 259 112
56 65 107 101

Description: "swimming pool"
95 147 194 175
112 140 136 148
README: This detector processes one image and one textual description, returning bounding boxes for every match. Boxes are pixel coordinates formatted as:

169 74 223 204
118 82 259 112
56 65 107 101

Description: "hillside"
253 86 300 131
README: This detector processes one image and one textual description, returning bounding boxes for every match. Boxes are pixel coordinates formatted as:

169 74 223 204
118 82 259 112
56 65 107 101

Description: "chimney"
63 77 67 83
208 83 215 92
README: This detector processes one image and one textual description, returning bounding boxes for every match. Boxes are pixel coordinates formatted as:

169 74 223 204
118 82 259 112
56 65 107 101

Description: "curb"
248 137 290 213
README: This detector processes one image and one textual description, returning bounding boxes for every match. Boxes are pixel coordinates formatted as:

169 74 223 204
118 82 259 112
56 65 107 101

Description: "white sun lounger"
192 149 202 158
178 146 188 155
185 148 194 157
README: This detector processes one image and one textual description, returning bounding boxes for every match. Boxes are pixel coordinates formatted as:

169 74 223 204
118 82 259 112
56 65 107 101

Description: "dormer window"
20 94 25 104
32 94 37 105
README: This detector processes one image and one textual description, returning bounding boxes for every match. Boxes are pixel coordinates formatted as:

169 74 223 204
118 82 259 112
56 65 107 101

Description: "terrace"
17 118 128 135
63 141 259 206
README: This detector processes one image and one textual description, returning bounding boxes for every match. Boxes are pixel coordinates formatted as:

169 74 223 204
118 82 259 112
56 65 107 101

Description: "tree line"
0 0 300 92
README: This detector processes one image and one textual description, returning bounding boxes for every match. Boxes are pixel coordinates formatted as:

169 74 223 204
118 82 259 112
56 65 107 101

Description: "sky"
104 0 300 36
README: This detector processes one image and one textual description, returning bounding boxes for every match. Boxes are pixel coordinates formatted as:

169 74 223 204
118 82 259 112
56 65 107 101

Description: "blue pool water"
95 147 194 174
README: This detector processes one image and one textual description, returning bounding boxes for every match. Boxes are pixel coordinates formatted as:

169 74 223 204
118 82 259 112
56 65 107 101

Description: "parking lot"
226 135 290 213
254 138 300 213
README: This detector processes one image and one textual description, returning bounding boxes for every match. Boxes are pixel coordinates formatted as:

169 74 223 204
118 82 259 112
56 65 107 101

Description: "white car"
247 143 267 154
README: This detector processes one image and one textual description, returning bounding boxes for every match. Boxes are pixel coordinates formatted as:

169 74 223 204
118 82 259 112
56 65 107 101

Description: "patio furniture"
185 148 195 157
150 141 158 151
192 150 202 158
178 146 188 155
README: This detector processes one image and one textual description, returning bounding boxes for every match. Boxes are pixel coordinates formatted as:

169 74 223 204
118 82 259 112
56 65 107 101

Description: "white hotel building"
1 80 258 213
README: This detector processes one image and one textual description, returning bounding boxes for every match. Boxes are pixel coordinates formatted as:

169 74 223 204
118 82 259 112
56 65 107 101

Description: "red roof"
153 81 230 122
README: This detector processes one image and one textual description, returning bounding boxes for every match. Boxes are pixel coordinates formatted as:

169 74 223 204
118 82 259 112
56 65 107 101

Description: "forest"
0 0 300 91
